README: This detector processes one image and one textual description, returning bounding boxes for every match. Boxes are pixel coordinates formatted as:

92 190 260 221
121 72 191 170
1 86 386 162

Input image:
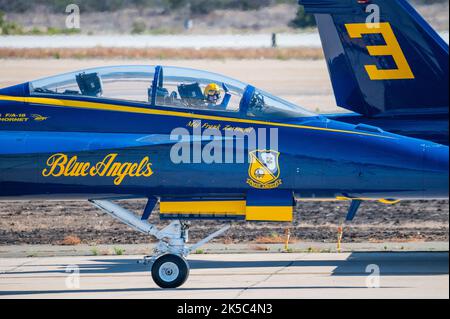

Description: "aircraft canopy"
29 65 317 120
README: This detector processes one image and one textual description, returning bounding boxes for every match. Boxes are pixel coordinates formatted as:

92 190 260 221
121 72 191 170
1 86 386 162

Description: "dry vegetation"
2 1 448 35
60 235 82 246
0 47 324 60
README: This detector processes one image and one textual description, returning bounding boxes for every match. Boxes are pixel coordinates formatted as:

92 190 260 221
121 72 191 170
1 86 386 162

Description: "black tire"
151 254 190 289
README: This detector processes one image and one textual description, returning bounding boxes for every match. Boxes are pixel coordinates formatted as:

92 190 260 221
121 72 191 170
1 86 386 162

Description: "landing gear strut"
89 199 230 288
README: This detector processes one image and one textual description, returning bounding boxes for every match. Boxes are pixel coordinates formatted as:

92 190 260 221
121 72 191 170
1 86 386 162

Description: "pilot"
204 83 231 109
204 83 221 105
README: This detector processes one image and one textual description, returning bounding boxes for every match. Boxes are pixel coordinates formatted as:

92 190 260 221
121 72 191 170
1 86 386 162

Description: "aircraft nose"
422 143 449 198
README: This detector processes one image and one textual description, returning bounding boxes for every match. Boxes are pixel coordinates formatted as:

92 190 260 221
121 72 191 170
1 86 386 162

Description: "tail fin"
299 0 449 116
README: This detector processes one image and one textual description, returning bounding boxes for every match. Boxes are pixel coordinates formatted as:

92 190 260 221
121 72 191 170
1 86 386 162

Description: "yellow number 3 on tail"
345 22 415 80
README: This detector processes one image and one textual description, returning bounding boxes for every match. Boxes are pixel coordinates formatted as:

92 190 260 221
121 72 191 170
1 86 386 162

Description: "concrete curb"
0 241 448 258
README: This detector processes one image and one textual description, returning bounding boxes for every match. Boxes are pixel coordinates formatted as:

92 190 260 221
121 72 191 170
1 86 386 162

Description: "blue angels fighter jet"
0 0 448 288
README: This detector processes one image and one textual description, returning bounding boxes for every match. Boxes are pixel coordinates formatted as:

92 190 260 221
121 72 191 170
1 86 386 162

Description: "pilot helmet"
204 83 221 104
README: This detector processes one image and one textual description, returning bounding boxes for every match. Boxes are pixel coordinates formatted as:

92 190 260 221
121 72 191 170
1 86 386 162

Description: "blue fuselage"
0 88 448 201
327 112 449 146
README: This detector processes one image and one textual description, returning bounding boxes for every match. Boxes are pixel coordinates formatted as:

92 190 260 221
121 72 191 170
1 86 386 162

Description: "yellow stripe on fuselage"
336 196 400 205
160 200 246 215
0 95 393 139
246 206 293 222
159 200 293 222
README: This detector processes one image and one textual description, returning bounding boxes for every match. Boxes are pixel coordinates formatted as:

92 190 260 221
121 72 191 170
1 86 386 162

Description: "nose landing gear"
89 199 230 289
144 219 230 288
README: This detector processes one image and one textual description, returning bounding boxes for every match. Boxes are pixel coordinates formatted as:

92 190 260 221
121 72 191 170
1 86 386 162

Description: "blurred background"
0 0 448 43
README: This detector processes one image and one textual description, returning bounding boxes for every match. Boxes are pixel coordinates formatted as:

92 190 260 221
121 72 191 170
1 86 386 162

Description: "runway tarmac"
0 252 448 299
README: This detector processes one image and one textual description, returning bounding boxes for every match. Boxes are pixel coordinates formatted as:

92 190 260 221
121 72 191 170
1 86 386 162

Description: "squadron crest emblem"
247 150 282 189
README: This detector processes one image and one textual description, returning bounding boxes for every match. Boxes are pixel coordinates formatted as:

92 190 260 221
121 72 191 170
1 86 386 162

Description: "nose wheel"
151 254 190 289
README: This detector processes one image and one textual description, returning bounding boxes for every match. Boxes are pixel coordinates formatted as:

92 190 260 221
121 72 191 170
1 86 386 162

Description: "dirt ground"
0 200 448 245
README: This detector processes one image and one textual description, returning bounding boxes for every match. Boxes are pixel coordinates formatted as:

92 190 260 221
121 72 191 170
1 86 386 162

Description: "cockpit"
29 65 317 120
